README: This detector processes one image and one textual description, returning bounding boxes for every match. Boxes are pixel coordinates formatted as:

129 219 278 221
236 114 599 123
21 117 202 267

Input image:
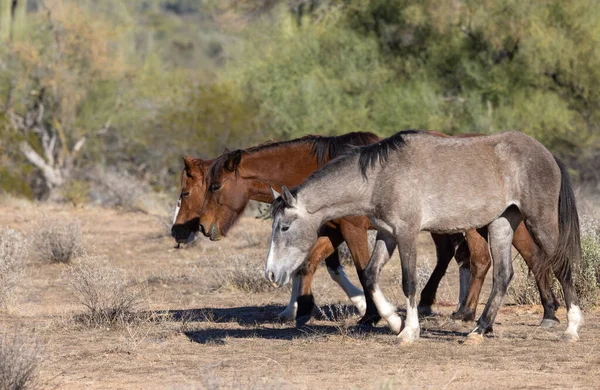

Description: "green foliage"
1 0 600 197
229 0 599 152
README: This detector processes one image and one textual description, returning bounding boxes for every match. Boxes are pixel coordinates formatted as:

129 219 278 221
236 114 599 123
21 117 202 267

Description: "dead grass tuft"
63 254 148 326
31 216 83 263
0 227 28 310
213 255 275 293
0 330 43 390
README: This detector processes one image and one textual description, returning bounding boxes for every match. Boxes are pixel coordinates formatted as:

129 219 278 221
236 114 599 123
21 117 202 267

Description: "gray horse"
265 130 582 344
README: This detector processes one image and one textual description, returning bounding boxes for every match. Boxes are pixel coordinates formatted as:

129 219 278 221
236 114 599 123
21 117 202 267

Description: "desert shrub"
94 170 145 211
509 217 600 308
31 216 82 264
213 255 274 293
574 218 600 307
0 331 43 390
63 254 148 326
0 227 28 309
62 180 90 207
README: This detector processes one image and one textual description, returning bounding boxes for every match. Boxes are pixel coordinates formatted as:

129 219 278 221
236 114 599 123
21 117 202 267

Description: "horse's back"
377 131 560 232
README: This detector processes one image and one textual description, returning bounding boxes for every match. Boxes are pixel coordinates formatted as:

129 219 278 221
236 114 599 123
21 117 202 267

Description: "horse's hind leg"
364 232 401 334
511 221 560 328
418 233 458 317
524 217 583 342
453 228 490 322
468 208 522 343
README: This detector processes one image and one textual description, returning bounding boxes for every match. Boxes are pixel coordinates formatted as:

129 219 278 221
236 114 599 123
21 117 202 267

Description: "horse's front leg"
452 228 490 321
278 235 334 325
364 232 401 334
418 233 458 317
396 231 421 344
293 235 337 327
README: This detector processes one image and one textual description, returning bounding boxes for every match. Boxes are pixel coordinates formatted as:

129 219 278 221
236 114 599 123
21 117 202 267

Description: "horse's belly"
420 195 509 233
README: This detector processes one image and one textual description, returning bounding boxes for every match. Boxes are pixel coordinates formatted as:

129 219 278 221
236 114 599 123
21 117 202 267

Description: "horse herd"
171 130 583 345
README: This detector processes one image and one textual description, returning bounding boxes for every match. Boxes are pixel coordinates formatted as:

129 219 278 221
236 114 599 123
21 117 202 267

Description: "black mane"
357 130 423 179
309 131 380 166
209 132 379 183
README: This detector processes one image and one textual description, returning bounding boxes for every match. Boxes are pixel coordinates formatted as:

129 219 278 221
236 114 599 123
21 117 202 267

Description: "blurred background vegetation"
1 0 599 202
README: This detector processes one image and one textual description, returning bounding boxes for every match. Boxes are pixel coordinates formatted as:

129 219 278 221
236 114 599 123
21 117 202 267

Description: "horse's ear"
183 155 200 177
225 150 242 172
281 185 297 207
270 186 281 200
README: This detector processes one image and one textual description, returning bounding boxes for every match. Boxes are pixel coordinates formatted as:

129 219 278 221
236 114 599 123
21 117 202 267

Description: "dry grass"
0 330 43 390
0 227 28 310
31 216 82 264
212 254 275 293
575 216 600 307
63 254 148 326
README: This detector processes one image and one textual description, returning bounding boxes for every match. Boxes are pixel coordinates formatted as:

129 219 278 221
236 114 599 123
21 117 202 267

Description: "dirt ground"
1 200 599 389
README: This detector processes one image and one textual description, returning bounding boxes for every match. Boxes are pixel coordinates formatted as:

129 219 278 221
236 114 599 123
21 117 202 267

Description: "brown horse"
173 132 560 327
171 156 213 244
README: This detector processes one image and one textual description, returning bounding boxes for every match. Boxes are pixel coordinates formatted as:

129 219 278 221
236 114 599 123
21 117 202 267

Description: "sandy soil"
1 201 599 389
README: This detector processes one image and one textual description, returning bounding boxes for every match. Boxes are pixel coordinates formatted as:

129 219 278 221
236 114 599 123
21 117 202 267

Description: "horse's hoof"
397 327 419 344
387 316 403 335
451 310 475 322
295 315 311 328
540 318 560 328
463 333 484 345
278 308 296 322
417 305 433 317
350 295 367 316
560 332 579 343
357 313 381 327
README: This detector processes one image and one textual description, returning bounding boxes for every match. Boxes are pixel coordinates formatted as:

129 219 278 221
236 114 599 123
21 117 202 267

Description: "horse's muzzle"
208 223 223 241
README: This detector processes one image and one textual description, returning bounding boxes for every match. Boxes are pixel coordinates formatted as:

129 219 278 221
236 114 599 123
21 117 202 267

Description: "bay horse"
182 132 560 328
266 130 582 343
171 156 213 245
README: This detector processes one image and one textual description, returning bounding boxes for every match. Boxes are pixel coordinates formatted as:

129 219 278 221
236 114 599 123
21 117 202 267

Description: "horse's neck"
239 145 319 203
299 155 372 222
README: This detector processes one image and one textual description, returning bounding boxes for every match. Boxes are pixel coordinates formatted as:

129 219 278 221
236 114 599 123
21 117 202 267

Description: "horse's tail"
549 157 581 281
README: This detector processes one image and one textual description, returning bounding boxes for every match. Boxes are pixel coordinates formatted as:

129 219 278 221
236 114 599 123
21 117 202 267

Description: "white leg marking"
328 266 367 316
457 267 471 311
563 304 583 342
398 297 420 344
372 289 402 334
278 275 299 321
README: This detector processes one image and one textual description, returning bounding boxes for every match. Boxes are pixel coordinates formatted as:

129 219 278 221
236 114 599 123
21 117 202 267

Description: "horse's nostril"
267 271 275 283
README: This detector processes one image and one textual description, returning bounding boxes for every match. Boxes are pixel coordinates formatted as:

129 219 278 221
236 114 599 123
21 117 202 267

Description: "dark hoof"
357 313 381 327
540 317 560 328
295 315 311 328
451 308 476 322
418 305 434 318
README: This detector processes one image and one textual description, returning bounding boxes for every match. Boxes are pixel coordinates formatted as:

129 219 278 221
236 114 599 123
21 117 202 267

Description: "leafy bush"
0 227 28 310
63 254 148 326
31 216 82 264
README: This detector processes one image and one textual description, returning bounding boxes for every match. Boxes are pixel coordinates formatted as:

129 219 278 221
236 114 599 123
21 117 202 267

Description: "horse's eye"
281 225 290 232
210 184 222 192
181 191 190 198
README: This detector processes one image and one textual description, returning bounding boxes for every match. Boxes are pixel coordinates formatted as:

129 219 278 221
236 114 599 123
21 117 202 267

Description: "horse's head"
199 150 251 241
265 186 319 287
171 155 210 244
